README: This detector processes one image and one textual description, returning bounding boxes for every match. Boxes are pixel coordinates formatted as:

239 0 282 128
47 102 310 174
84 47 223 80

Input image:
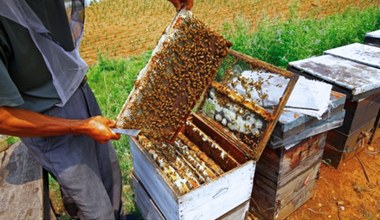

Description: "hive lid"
274 91 346 138
195 50 298 160
268 91 347 149
366 30 380 38
288 55 380 101
365 30 380 46
324 43 380 69
116 10 231 142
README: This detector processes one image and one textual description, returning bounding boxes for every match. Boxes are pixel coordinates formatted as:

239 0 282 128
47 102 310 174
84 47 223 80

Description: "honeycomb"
117 10 231 141
137 132 224 195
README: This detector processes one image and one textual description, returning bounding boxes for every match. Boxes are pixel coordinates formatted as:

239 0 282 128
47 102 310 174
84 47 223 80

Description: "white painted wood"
133 172 251 220
324 43 380 69
289 55 380 96
130 138 180 219
130 138 256 220
366 30 380 38
131 174 165 220
179 161 255 220
218 200 250 220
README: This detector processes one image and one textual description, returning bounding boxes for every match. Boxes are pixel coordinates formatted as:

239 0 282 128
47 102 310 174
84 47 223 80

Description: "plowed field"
80 0 378 65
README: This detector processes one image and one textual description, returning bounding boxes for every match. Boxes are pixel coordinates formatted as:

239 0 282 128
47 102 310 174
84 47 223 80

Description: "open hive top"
116 10 231 142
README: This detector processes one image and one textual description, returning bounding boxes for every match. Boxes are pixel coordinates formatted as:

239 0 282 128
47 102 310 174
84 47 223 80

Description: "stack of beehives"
288 43 380 168
117 9 298 220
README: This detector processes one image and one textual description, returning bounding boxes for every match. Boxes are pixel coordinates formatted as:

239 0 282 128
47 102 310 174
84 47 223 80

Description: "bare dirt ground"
288 129 380 220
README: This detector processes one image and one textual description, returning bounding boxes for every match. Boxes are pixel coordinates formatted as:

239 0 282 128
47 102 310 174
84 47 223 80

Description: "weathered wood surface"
252 163 319 220
324 118 376 168
251 133 326 220
269 110 344 148
217 200 250 220
337 93 380 135
0 142 49 220
272 91 345 140
130 137 255 220
365 30 380 47
132 171 251 220
131 173 166 220
130 138 180 219
190 114 247 163
288 55 380 101
324 43 380 69
257 133 326 188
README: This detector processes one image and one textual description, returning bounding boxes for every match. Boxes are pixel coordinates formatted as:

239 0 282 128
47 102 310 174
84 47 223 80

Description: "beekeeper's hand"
168 0 193 11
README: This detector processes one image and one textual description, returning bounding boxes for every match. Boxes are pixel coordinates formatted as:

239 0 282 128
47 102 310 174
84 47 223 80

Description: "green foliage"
86 51 151 213
6 136 19 145
223 6 380 68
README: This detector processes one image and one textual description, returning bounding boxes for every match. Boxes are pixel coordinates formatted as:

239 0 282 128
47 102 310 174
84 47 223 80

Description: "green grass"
52 5 380 216
223 6 380 67
87 52 151 214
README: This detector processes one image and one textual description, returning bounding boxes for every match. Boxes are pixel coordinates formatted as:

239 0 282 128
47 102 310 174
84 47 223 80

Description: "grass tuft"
223 6 380 68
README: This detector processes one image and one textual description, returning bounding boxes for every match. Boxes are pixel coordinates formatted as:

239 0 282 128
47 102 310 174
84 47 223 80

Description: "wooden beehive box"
130 130 255 220
251 91 346 220
131 172 251 220
127 50 297 220
363 33 380 138
252 133 326 220
288 46 380 168
365 30 380 47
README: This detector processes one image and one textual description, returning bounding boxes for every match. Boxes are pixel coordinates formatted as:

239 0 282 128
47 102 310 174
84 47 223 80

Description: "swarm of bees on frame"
117 11 231 141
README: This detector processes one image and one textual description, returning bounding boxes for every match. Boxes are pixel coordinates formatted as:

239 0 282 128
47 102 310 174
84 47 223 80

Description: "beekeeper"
0 0 193 219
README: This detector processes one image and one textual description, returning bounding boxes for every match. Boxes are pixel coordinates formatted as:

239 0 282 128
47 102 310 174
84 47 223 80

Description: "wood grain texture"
324 118 376 168
251 133 325 220
130 137 255 220
365 30 380 47
0 142 48 220
288 55 380 101
272 91 346 140
131 173 165 220
324 43 380 69
336 94 380 135
133 170 251 220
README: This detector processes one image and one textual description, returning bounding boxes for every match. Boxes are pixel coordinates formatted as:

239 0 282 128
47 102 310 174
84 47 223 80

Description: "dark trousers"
21 82 122 220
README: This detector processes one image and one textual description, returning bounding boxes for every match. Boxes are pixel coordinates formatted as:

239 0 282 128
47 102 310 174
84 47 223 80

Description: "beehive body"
251 90 345 220
364 30 380 47
252 133 326 220
288 44 380 168
130 126 255 220
131 173 251 220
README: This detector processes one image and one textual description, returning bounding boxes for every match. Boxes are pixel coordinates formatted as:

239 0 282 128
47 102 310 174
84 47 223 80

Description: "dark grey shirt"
0 0 74 112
